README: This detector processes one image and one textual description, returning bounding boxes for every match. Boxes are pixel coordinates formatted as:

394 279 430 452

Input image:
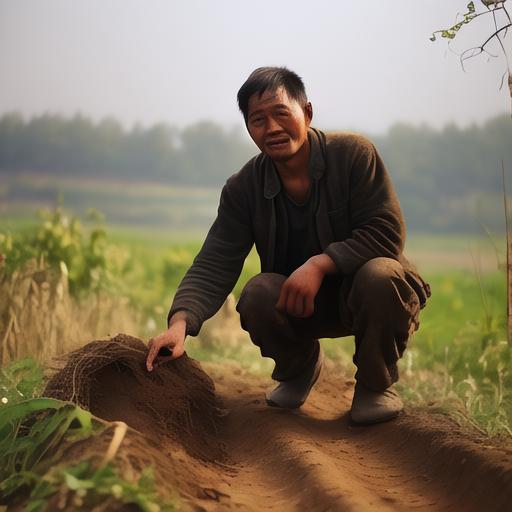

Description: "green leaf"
63 460 90 478
63 471 95 491
25 498 48 512
0 397 67 426
430 2 478 42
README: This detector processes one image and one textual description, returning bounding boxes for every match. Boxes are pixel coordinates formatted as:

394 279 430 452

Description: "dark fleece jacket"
168 128 430 337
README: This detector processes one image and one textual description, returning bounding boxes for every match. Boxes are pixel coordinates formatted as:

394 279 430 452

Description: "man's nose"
266 116 282 134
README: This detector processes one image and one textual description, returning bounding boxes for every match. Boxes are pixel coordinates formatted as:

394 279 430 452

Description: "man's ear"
304 102 313 126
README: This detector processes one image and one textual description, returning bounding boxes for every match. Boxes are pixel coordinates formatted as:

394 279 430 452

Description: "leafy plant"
0 357 44 405
0 358 175 511
0 207 125 296
26 462 174 512
0 397 97 498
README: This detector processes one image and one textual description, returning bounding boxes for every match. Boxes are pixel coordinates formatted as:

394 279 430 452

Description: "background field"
2 193 509 434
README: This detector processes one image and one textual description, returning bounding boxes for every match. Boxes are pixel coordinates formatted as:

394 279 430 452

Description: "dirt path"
45 337 512 512
169 361 512 512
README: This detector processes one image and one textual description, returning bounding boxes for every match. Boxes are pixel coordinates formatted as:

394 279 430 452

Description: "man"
146 67 431 424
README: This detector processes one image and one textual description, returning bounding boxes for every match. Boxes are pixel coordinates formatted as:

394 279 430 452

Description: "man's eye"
252 118 264 124
277 111 288 117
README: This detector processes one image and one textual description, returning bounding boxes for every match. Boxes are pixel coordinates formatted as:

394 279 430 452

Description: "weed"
0 358 176 511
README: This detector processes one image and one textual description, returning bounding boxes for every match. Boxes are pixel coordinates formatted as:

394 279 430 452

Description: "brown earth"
45 336 512 511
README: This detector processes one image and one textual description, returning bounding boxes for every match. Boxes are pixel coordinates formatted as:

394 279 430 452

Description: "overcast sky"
1 0 511 134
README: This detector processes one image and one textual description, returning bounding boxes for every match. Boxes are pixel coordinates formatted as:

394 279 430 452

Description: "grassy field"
113 224 511 434
122 223 512 435
1 171 508 250
1 201 510 435
0 172 221 229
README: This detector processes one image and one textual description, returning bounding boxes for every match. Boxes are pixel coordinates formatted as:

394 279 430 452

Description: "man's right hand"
146 312 187 372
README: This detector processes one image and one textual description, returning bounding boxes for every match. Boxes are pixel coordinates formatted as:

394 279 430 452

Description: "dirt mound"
44 333 224 461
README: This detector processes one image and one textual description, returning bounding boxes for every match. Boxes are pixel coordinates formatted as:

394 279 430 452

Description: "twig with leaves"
431 1 512 107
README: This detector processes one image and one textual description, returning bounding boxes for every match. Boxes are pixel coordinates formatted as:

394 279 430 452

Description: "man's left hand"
276 254 337 318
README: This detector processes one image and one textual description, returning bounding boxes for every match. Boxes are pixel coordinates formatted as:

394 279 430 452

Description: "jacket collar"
263 127 326 199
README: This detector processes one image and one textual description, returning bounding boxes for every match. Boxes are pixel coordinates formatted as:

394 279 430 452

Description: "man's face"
246 86 312 162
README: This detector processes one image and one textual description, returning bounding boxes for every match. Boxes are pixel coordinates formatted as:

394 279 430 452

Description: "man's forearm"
308 253 338 276
167 310 188 329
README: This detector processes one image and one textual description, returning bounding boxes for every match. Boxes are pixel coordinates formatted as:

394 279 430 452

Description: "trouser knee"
350 257 420 318
236 273 286 333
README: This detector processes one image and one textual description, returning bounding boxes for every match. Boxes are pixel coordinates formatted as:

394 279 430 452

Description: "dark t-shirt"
281 180 322 276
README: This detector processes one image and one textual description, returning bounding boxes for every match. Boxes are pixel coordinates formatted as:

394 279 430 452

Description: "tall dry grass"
0 257 139 365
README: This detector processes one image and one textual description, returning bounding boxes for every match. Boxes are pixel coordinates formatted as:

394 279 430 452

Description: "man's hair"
237 67 308 124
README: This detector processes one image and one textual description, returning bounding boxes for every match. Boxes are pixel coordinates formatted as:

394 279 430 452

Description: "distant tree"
180 121 253 185
0 112 24 169
0 113 255 185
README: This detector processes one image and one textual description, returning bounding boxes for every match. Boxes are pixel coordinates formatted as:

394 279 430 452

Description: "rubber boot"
350 381 403 424
265 345 324 409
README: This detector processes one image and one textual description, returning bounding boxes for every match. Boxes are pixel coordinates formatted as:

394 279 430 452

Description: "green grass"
0 359 176 511
1 208 510 434
412 270 506 353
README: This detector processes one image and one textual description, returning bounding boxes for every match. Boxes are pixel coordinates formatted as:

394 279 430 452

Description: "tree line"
0 113 254 186
1 111 511 232
1 112 511 189
371 115 512 232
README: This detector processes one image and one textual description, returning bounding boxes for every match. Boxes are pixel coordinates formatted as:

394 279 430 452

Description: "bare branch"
456 22 511 73
479 23 512 52
432 1 512 104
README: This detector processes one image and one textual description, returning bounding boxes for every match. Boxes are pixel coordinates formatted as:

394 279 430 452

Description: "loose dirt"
44 334 223 461
45 336 512 511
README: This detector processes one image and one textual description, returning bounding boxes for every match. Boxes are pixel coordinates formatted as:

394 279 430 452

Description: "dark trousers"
236 257 422 392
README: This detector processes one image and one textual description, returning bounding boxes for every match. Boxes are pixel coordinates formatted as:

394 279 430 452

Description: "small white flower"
111 484 123 499
1 397 8 404
146 318 157 331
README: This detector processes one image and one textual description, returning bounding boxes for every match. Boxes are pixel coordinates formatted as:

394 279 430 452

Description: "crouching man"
146 67 431 424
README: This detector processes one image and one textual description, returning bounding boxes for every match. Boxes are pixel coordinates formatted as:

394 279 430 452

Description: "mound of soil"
44 333 224 461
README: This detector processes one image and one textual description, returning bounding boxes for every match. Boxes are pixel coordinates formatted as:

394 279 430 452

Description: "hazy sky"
1 0 511 134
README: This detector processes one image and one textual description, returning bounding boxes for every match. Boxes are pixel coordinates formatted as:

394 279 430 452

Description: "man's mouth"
266 138 289 149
